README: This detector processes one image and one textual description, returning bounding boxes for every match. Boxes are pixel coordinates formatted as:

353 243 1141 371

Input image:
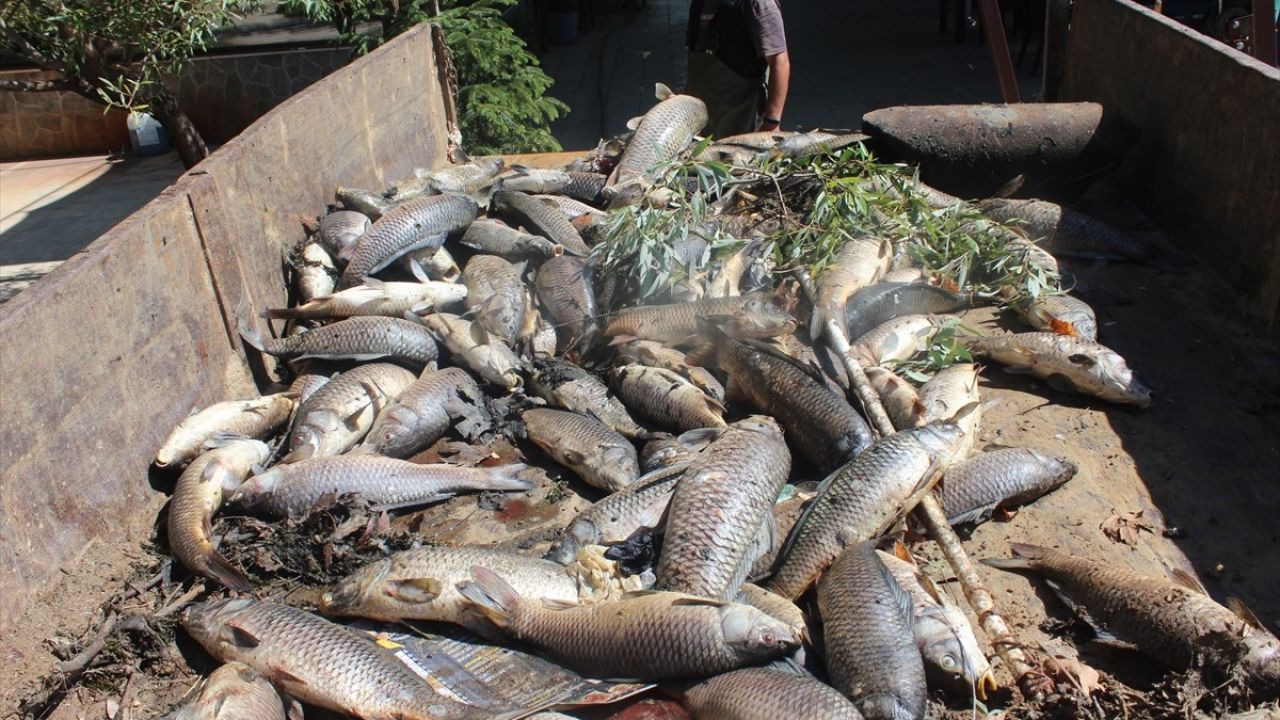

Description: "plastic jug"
127 112 171 157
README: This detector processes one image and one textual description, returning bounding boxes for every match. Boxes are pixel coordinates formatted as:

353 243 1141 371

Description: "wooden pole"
795 267 1047 701
978 0 1022 102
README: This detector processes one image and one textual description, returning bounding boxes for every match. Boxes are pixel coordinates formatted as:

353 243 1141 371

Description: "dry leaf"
1044 653 1104 695
1100 509 1155 546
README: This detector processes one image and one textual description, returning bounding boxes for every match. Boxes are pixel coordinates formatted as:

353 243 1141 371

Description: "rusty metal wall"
0 24 449 704
1062 0 1280 332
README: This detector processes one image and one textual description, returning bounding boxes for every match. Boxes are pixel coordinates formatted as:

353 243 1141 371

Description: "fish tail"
237 309 267 353
980 542 1050 571
481 463 534 492
203 551 253 592
263 307 303 320
457 565 519 628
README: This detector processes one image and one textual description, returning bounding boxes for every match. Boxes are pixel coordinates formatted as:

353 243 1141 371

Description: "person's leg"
685 52 759 138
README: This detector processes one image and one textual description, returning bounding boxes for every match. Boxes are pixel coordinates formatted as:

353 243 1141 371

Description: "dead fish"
845 281 967 342
616 339 726 402
528 357 646 439
704 329 873 471
168 438 271 591
818 541 927 720
264 278 467 320
713 130 796 150
656 416 790 600
849 314 940 367
965 332 1151 407
534 255 598 355
492 190 592 256
774 330 850 393
545 463 686 565
322 545 579 624
865 366 926 431
335 186 393 220
460 218 563 260
878 548 994 697
493 165 571 194
457 567 799 680
462 254 526 345
771 129 869 159
359 367 489 458
881 267 927 284
522 408 639 492
918 363 981 457
233 455 531 517
1013 292 1098 341
317 210 371 257
610 364 727 432
682 666 864 720
604 294 795 345
163 661 294 720
639 428 720 472
937 448 1077 526
605 83 708 208
977 198 1154 261
337 194 478 290
283 362 417 461
418 313 524 390
768 423 967 600
297 242 337 303
706 237 766 300
182 598 470 720
241 315 438 366
288 369 333 406
811 237 893 337
156 393 295 468
391 156 505 198
983 543 1280 691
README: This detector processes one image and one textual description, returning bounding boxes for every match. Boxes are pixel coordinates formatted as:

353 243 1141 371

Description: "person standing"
685 0 790 137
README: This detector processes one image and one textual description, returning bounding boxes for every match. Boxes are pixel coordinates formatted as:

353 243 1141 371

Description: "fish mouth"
975 668 998 701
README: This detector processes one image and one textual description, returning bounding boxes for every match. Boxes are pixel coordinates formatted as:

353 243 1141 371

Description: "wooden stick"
794 267 1047 701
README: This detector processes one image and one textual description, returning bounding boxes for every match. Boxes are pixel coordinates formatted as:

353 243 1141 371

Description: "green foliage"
892 318 978 383
0 0 253 112
595 145 743 301
760 145 1063 308
282 0 568 155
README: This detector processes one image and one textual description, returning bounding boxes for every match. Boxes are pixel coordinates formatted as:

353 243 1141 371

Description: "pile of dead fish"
152 84 1280 720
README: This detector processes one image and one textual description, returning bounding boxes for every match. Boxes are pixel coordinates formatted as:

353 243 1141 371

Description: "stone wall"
1062 0 1280 332
0 47 349 160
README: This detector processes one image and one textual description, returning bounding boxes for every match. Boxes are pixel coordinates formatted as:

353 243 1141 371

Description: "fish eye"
940 654 959 671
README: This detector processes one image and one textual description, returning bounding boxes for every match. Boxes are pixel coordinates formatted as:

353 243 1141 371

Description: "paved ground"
542 0 1042 149
0 153 185 303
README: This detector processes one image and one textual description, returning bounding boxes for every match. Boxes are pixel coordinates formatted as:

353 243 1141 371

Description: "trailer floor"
10 178 1280 719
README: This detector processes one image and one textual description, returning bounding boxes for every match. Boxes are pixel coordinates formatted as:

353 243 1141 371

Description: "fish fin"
285 699 305 720
263 307 303 320
1049 317 1079 337
625 115 645 131
654 82 674 100
876 549 917 626
560 448 587 466
456 566 518 628
407 257 431 283
994 174 1025 198
272 668 309 688
876 458 948 537
666 595 731 608
683 341 716 367
223 621 261 649
278 445 314 464
540 597 581 610
677 426 725 448
204 551 254 592
336 240 358 262
741 337 828 385
1170 568 1207 595
807 306 825 340
387 577 443 603
453 147 472 164
1225 597 1265 629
